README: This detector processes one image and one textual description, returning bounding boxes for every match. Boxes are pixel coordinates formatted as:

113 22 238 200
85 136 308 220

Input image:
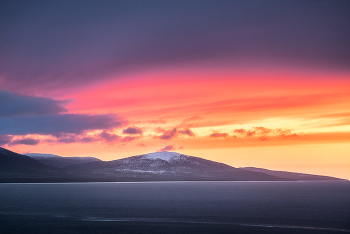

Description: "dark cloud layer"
0 90 67 116
0 90 125 136
1 0 349 92
0 114 123 136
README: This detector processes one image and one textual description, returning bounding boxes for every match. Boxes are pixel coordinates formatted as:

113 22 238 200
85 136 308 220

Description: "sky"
1 0 350 179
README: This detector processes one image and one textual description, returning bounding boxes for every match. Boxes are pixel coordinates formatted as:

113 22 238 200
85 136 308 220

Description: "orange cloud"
208 132 229 138
157 145 183 152
154 128 195 140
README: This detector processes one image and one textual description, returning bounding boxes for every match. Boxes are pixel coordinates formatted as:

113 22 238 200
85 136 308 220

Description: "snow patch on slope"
143 151 182 162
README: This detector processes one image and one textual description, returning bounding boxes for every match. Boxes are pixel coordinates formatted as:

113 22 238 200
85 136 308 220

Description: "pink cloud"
122 127 143 135
157 145 183 152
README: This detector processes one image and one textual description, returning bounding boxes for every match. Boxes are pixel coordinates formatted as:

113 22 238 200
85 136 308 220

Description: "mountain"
66 151 291 181
0 148 346 182
26 153 101 168
0 147 60 182
241 167 343 181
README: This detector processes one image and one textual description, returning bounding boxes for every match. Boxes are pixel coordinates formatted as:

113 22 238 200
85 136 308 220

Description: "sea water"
0 181 349 234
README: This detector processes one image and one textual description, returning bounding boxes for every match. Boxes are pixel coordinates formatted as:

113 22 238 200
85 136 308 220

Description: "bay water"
0 181 349 233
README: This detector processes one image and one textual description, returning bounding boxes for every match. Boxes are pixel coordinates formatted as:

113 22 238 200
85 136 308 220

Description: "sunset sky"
1 0 349 179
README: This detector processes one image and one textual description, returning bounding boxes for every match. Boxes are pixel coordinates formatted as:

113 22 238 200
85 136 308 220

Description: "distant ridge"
0 147 347 182
26 153 101 168
241 167 344 181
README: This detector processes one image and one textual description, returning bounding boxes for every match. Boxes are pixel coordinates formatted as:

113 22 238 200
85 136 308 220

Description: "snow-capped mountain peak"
142 151 183 162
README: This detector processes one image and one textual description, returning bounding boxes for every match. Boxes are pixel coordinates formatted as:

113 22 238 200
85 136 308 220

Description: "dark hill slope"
0 147 60 182
241 167 344 181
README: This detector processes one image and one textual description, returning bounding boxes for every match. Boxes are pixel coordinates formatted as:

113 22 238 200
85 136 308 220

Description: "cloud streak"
178 128 195 137
208 133 229 138
0 114 124 136
154 128 195 140
9 138 40 146
0 90 67 116
157 145 183 152
156 128 178 140
233 127 299 140
1 1 349 93
205 127 299 141
122 127 143 135
54 131 141 145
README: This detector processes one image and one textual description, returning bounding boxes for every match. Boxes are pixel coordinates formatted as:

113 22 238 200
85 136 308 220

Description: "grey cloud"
0 90 67 116
98 131 139 144
79 137 95 143
122 127 143 135
53 132 140 145
9 138 40 146
57 135 78 143
0 135 13 146
55 133 97 144
0 114 125 135
0 90 126 136
99 132 121 143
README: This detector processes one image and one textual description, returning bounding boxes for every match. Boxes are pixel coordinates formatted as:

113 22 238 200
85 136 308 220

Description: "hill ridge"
0 147 346 182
